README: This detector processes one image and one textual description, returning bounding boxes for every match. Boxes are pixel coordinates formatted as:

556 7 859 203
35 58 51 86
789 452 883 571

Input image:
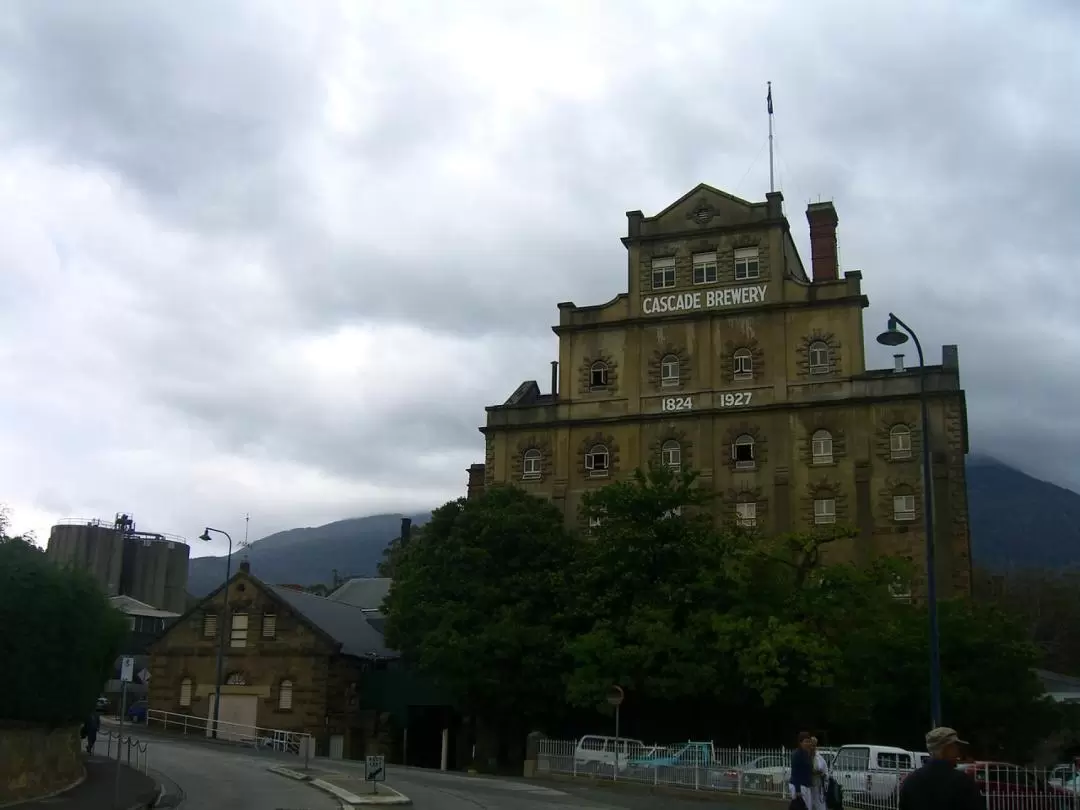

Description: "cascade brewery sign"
642 284 769 315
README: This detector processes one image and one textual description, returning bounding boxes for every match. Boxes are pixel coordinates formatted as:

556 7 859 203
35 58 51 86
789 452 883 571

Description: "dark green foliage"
0 514 128 727
381 472 1057 759
382 485 576 728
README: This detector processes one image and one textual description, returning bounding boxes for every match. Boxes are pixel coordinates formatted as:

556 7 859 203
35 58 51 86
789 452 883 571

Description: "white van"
831 744 922 802
574 735 647 773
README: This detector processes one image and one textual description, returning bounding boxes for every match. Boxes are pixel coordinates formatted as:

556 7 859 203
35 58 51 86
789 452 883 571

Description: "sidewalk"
14 755 158 809
268 764 411 806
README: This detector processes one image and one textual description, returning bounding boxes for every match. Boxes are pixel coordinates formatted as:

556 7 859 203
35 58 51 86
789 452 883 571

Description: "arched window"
733 348 753 380
278 679 294 711
225 672 246 686
811 430 833 465
522 449 542 480
661 440 681 469
890 425 912 459
589 361 609 389
179 677 193 708
585 444 609 477
733 434 755 469
814 498 836 525
808 341 830 374
660 354 680 387
735 501 757 527
893 491 916 521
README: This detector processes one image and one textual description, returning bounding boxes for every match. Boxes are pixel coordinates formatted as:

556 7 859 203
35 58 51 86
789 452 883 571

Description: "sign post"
607 685 624 780
364 754 386 795
114 656 135 808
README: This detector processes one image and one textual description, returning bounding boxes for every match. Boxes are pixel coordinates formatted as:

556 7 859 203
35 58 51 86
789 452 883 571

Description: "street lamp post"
876 313 942 728
199 527 234 740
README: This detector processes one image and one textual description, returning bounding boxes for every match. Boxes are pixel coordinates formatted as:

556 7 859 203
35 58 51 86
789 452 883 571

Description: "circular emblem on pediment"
687 198 717 226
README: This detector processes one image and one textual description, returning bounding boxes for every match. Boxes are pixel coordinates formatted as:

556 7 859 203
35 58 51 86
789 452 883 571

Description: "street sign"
120 656 135 683
606 685 624 707
138 668 151 684
364 755 386 782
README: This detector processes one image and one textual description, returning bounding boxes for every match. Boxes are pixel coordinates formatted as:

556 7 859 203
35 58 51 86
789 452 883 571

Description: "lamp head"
876 316 909 347
199 528 212 543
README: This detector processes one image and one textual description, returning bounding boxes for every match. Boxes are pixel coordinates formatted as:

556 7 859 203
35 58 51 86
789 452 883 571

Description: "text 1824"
661 397 693 413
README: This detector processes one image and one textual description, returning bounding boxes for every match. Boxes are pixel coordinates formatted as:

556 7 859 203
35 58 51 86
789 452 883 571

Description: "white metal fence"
536 739 1080 810
145 709 313 758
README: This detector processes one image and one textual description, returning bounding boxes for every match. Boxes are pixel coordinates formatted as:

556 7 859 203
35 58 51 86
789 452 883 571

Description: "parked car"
830 744 921 805
956 761 1077 810
573 735 647 773
126 699 147 723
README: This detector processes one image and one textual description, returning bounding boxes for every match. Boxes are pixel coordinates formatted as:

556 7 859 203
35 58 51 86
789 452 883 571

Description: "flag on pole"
767 83 773 115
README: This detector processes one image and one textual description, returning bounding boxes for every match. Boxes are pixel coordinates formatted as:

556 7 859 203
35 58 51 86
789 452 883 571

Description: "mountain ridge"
185 460 1080 595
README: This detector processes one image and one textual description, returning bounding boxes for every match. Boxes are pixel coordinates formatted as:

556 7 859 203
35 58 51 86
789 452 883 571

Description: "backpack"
826 777 844 810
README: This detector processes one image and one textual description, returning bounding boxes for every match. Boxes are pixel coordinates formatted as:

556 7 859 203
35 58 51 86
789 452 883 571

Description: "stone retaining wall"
0 725 84 803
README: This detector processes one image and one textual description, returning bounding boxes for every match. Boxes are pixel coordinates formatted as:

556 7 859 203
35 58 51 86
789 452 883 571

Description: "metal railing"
536 739 1080 809
145 709 313 758
102 730 149 773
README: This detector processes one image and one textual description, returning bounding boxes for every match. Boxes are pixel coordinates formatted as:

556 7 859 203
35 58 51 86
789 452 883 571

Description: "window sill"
521 474 541 482
811 459 836 467
734 464 756 471
587 471 609 479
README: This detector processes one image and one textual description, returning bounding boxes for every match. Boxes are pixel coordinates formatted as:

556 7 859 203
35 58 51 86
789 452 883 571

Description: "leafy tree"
565 465 745 709
382 485 576 731
0 508 128 726
975 566 1080 675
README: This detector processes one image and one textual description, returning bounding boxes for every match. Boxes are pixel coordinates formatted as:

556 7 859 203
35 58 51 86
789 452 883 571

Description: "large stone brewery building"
470 184 973 597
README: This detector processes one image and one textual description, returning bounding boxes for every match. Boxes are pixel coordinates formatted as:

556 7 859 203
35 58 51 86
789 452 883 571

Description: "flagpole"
767 81 775 193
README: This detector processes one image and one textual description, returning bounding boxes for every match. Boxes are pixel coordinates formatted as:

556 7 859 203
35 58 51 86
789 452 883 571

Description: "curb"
267 766 411 805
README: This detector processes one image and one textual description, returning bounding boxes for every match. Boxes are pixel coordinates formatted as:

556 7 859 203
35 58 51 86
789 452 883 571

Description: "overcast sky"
1 0 1076 554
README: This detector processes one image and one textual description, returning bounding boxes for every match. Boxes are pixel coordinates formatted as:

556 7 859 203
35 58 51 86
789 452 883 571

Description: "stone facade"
148 565 378 758
477 184 973 598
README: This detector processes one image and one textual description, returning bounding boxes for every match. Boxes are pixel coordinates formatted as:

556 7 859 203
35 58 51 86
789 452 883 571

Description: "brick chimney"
806 201 839 282
466 463 486 500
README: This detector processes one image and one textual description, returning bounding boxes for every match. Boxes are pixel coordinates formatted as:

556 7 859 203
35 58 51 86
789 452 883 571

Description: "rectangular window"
262 614 277 639
179 678 192 708
230 613 249 648
734 247 760 280
278 680 293 711
814 498 836 525
202 614 217 639
692 252 717 284
651 257 676 290
893 495 916 521
736 502 757 527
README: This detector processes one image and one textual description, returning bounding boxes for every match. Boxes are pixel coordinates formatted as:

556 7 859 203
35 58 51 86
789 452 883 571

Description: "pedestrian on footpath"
81 712 100 755
898 727 981 810
789 731 815 810
809 736 831 810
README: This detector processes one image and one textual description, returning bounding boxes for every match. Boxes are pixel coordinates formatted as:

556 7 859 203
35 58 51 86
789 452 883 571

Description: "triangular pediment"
641 183 769 236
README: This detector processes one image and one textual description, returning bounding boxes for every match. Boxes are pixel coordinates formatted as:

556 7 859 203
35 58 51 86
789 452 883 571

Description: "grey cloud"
0 0 1077 545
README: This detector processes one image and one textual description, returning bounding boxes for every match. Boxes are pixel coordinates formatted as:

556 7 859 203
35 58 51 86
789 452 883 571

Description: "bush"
0 538 127 726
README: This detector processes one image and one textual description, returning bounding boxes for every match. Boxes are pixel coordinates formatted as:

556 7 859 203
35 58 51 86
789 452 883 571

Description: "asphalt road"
144 736 339 810
127 722 768 810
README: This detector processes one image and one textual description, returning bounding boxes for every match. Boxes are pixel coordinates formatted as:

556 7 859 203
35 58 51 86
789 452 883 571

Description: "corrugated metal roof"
328 577 392 611
269 584 397 660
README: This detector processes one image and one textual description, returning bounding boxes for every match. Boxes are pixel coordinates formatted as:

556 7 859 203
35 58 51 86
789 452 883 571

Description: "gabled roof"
109 594 181 618
269 584 397 660
329 577 393 611
152 568 397 661
645 183 759 222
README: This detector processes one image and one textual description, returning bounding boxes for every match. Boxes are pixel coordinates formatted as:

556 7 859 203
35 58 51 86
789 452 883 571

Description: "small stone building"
148 560 397 759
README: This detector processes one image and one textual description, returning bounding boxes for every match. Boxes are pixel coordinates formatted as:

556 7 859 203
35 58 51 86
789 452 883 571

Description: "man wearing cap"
898 727 982 810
